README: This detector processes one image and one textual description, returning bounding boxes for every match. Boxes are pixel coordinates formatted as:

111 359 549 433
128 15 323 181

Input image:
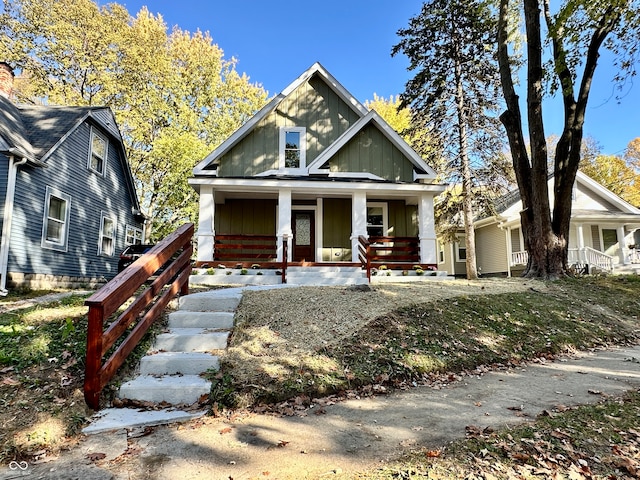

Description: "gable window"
279 127 306 170
366 202 388 238
125 225 143 245
89 128 108 175
42 187 71 251
99 212 116 256
455 238 467 262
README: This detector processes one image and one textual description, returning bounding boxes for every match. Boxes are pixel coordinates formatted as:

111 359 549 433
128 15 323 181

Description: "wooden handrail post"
366 242 372 281
282 234 288 284
84 304 105 410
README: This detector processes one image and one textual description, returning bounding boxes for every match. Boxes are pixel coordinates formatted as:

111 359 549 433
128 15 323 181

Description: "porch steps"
286 266 367 286
115 289 240 406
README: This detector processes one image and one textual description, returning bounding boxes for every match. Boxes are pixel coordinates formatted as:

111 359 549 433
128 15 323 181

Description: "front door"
292 211 315 262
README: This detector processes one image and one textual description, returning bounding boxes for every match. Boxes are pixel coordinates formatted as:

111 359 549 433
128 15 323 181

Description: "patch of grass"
214 276 640 410
0 288 179 464
359 390 640 479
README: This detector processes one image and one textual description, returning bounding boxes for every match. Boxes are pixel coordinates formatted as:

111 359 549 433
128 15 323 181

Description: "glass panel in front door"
295 214 311 246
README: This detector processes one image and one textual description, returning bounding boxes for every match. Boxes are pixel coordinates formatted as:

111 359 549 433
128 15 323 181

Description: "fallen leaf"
86 452 106 462
425 449 441 458
277 440 289 448
2 377 20 386
219 427 233 435
0 366 14 373
507 405 524 411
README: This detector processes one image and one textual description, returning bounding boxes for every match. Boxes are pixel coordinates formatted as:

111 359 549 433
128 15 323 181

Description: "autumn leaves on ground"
1 276 640 479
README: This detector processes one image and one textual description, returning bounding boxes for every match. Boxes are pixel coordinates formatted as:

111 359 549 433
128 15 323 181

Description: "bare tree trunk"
454 52 478 280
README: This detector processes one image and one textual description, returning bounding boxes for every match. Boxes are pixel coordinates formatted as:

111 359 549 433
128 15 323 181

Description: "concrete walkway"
8 344 640 480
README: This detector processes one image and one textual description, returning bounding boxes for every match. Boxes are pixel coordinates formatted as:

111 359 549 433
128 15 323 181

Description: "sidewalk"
5 344 640 480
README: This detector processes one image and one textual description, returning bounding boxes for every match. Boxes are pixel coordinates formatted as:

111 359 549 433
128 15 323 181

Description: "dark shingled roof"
0 95 35 159
0 96 110 161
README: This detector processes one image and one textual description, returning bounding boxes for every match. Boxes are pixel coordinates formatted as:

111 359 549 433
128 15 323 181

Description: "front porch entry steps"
83 287 247 435
286 266 367 286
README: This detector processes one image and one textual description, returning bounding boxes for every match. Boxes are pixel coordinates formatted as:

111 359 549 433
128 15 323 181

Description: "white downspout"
0 155 27 295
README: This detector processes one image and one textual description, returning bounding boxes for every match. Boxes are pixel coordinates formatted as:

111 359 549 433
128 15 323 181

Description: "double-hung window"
42 187 71 251
125 225 143 246
279 127 306 171
366 202 388 238
89 128 108 176
455 238 467 262
99 212 116 256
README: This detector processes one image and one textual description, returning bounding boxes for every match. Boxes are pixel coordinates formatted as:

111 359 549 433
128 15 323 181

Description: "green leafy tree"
0 0 268 241
581 154 640 206
393 0 506 279
497 0 640 278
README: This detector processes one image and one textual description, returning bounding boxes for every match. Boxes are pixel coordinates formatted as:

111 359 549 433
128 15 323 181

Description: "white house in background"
439 171 640 276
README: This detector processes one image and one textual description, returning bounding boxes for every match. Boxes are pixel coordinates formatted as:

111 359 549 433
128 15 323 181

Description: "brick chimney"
0 62 15 99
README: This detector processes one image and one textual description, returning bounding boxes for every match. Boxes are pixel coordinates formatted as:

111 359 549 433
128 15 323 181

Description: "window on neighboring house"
99 212 116 256
602 228 618 252
366 202 388 238
439 246 445 263
125 225 143 246
42 187 71 251
89 128 108 175
455 239 467 262
279 127 306 170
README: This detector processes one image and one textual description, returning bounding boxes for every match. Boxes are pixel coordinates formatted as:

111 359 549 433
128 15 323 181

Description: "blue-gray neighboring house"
0 62 144 292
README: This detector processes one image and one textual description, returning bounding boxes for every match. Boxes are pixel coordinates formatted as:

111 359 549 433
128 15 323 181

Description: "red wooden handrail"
84 223 194 410
281 234 288 284
358 235 371 282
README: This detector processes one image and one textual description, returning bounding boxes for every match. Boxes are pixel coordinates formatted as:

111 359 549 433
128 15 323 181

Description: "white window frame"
278 126 306 173
125 225 143 246
88 127 108 176
98 211 116 256
366 202 388 238
41 186 71 251
455 237 467 263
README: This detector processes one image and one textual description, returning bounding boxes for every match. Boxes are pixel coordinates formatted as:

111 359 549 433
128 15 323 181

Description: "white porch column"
418 194 437 265
196 186 215 263
576 223 585 263
351 191 367 262
505 227 512 277
618 225 627 264
277 189 292 262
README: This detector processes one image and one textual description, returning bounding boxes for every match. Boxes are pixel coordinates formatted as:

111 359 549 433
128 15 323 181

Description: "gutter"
0 154 28 295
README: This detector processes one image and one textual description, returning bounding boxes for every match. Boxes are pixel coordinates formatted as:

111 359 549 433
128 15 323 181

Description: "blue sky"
121 0 639 156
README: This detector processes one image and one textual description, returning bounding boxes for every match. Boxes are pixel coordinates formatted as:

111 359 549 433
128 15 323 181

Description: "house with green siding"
189 63 445 275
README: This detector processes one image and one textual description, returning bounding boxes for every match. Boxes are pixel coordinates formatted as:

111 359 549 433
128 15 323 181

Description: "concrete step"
287 276 367 286
286 266 362 273
179 290 242 312
168 311 234 329
154 329 230 352
118 375 211 405
139 352 220 375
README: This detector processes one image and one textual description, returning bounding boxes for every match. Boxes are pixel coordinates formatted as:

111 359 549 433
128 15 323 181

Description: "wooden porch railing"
367 236 420 264
513 247 614 272
583 246 614 271
214 234 277 261
511 250 529 266
84 223 193 410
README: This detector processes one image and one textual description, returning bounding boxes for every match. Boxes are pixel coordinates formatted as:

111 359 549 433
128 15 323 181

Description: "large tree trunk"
497 0 619 279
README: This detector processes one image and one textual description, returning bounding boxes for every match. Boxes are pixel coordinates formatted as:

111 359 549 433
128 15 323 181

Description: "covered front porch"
508 220 640 274
190 178 445 282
